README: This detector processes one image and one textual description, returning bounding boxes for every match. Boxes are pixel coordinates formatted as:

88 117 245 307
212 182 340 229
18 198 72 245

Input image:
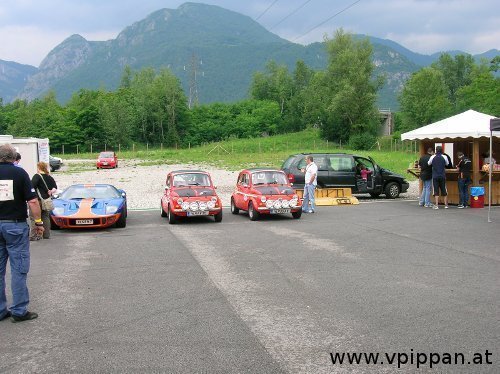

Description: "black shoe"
11 311 38 323
0 311 11 321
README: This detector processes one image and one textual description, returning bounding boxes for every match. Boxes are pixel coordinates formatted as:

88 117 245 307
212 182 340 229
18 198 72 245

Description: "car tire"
160 202 168 217
230 198 239 214
115 212 127 228
384 182 400 199
50 219 60 230
214 211 223 222
248 201 259 221
167 204 177 224
369 192 381 198
291 210 302 219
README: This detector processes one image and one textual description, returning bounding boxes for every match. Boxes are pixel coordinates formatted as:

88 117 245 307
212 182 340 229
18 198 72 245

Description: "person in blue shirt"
428 146 449 209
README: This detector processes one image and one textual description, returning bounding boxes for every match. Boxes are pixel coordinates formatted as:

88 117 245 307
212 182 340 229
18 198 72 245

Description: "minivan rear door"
326 155 356 188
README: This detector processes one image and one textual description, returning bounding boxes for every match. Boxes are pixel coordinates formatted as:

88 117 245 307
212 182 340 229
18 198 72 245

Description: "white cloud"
0 26 68 66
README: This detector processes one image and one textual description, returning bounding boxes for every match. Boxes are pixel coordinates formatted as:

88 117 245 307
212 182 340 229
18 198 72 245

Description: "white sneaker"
457 205 464 209
433 205 439 210
444 205 449 209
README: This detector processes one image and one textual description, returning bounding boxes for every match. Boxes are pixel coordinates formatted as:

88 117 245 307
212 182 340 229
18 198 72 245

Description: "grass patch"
55 129 418 179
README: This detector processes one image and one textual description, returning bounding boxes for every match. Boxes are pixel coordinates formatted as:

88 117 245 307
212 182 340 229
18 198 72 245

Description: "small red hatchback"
231 168 302 220
96 151 118 169
160 170 223 224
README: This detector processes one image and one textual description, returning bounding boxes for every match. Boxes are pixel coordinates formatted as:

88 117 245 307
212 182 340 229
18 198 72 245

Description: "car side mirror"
214 185 217 189
52 193 59 199
121 192 126 198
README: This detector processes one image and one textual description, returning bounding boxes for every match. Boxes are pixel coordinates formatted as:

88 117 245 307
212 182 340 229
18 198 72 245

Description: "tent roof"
401 110 500 140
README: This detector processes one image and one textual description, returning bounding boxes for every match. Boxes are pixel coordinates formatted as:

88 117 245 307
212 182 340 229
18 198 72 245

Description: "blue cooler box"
470 187 485 197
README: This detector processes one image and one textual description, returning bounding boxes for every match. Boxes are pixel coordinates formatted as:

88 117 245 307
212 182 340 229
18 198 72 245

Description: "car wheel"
291 210 302 219
167 204 177 224
214 210 223 222
50 166 55 172
50 219 60 230
384 182 400 199
369 192 381 198
115 212 127 228
160 201 168 217
230 198 239 214
248 201 259 221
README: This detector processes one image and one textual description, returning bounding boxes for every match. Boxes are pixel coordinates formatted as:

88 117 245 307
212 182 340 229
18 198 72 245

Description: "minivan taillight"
287 173 295 183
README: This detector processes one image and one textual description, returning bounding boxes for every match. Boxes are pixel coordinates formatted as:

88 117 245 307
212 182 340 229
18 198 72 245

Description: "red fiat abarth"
231 168 302 221
160 170 223 224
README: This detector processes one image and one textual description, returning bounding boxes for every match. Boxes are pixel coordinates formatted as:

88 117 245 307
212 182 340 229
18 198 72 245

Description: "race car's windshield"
99 152 114 158
251 171 288 185
60 185 122 200
173 173 211 187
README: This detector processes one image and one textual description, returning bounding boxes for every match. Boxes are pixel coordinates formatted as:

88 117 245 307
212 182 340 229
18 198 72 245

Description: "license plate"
187 211 209 216
102 162 108 165
76 219 94 225
271 209 290 214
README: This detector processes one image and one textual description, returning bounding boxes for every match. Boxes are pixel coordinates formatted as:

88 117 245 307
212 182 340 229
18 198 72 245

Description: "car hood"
53 197 125 216
252 185 295 195
380 168 406 181
173 187 215 197
98 158 115 161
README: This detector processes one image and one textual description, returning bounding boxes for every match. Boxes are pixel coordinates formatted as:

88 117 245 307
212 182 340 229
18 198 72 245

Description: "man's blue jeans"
0 222 30 318
419 179 432 206
458 177 471 206
302 184 316 212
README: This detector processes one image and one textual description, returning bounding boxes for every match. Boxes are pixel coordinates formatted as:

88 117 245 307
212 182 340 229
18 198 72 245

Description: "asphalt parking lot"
1 201 498 373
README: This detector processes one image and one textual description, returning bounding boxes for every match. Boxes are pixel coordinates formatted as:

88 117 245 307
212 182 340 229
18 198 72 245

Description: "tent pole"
488 131 492 223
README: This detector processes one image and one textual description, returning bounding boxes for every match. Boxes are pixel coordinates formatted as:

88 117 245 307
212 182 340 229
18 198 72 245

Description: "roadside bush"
349 133 377 150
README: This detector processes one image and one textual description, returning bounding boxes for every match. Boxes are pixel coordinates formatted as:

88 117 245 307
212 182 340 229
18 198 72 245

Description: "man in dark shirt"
456 151 472 208
418 147 434 207
428 145 449 209
0 143 44 323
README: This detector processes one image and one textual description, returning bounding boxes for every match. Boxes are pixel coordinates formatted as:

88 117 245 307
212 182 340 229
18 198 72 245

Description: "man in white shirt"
301 155 318 213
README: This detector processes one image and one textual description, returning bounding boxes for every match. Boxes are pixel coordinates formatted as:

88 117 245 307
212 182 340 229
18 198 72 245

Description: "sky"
1 0 499 67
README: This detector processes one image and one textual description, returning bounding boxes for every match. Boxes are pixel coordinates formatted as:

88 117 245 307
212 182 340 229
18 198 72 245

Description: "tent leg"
488 131 492 223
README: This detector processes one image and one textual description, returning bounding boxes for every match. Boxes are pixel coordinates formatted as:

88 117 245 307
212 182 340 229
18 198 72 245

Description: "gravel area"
53 159 419 209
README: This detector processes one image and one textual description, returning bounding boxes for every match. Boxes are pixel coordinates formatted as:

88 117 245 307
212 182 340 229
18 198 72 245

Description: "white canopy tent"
402 110 500 221
401 110 500 141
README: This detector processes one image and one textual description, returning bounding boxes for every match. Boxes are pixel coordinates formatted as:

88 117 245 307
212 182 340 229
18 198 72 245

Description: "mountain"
0 60 38 103
3 2 498 109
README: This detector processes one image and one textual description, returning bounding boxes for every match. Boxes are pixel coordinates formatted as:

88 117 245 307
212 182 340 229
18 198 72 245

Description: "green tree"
456 71 500 116
432 53 475 108
398 67 452 131
319 29 383 143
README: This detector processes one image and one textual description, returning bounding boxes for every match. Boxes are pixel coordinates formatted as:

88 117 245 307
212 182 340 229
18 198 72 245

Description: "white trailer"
0 135 50 177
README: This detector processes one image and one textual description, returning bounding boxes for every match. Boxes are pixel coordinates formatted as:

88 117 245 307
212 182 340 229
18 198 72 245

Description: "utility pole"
188 53 200 109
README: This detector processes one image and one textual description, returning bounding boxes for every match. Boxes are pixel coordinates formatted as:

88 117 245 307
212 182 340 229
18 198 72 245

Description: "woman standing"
30 162 57 240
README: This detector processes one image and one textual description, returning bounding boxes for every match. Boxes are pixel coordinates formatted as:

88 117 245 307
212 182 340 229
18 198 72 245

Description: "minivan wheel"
385 182 400 199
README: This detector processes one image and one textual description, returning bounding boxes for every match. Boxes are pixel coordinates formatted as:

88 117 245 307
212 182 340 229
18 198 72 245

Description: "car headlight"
52 207 65 216
260 196 267 203
282 200 290 208
106 205 119 214
181 202 190 211
289 198 298 208
199 201 208 211
211 197 217 203
177 198 183 205
274 200 282 209
189 201 199 211
207 200 216 209
266 200 274 209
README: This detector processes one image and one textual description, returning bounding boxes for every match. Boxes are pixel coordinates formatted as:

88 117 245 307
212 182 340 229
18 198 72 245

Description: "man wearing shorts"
428 145 449 209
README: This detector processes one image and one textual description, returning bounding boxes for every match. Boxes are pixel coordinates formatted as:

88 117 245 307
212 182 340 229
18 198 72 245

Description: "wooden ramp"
295 187 359 206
